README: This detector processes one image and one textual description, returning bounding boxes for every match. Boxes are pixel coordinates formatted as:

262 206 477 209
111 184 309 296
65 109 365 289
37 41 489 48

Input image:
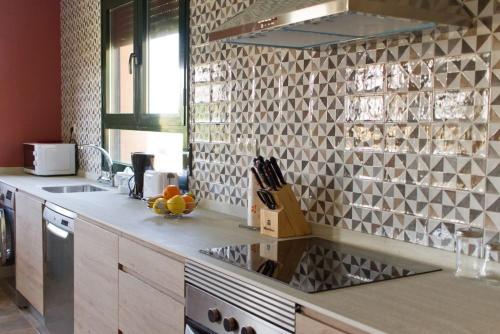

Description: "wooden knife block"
260 184 311 238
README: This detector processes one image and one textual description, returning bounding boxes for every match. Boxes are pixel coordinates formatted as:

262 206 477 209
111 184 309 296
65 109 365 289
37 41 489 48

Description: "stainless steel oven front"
185 261 296 334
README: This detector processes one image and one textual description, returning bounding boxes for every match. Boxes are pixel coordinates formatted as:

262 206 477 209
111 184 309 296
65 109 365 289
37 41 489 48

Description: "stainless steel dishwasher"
43 202 75 334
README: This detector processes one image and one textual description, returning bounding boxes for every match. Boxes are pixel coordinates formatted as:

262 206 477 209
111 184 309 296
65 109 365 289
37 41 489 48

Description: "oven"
185 317 216 334
185 261 296 334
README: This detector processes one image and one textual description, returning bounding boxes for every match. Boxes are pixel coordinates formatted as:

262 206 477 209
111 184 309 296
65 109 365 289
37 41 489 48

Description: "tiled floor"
0 280 47 334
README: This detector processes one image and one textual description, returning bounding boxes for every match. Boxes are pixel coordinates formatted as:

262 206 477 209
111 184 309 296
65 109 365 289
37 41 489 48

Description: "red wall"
0 0 61 167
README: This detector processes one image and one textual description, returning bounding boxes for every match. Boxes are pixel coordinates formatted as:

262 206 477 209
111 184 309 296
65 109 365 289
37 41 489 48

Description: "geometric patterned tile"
395 216 428 246
427 219 457 251
61 0 102 175
485 194 500 231
59 0 500 261
430 156 457 189
382 182 406 213
486 158 500 194
455 190 485 227
429 188 457 222
404 185 429 218
456 157 486 192
381 211 405 239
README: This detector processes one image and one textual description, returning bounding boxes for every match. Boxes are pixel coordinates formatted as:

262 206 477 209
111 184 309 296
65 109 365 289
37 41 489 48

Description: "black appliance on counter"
200 237 441 294
130 152 155 199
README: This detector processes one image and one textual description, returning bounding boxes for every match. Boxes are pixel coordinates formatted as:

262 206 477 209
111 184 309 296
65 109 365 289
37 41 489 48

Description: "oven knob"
207 308 221 323
241 326 256 334
223 317 239 331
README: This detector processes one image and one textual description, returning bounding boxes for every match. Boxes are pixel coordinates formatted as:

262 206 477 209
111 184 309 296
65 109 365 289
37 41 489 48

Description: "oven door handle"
185 319 216 334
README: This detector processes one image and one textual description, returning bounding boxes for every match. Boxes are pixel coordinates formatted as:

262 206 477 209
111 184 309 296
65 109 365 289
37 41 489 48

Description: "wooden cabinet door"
15 191 44 314
119 271 184 334
74 217 119 334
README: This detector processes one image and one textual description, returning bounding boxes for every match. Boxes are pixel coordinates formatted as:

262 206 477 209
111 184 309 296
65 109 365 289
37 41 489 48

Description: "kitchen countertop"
1 173 499 334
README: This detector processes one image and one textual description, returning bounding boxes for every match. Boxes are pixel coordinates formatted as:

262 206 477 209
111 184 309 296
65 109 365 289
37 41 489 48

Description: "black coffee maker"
130 152 155 199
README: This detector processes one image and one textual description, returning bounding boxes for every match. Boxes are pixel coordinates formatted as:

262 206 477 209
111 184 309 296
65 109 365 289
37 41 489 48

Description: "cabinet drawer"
119 271 184 334
119 237 184 299
296 313 347 334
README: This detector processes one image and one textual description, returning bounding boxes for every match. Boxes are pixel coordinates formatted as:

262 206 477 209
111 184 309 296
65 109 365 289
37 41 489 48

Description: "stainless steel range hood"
209 0 473 49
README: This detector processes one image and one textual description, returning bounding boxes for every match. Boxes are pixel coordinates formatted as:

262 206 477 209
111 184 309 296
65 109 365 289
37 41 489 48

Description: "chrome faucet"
79 145 115 187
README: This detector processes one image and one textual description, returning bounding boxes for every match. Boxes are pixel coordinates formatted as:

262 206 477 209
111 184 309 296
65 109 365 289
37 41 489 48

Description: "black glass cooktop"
200 237 440 293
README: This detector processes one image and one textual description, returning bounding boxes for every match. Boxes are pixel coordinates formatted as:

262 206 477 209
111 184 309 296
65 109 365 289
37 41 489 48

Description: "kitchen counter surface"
1 173 499 334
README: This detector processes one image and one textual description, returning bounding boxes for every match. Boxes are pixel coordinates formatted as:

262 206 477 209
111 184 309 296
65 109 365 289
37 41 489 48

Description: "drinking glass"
480 242 500 285
455 227 483 279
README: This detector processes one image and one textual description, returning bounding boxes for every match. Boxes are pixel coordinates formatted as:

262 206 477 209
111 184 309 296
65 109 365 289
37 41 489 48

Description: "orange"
163 185 180 200
182 194 194 204
182 194 196 213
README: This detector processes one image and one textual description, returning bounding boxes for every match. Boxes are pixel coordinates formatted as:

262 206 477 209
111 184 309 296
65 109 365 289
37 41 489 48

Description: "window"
101 0 189 173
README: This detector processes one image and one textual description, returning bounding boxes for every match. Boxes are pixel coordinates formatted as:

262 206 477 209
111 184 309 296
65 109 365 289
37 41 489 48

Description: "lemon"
152 198 168 215
167 195 186 215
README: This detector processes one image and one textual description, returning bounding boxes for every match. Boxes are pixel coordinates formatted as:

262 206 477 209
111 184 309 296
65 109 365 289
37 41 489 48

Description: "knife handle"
261 161 277 191
256 162 272 189
264 160 280 189
250 167 264 189
269 156 286 185
257 189 276 210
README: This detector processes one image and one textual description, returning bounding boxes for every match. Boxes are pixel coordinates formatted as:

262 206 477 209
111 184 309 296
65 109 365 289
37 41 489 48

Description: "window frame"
101 0 190 170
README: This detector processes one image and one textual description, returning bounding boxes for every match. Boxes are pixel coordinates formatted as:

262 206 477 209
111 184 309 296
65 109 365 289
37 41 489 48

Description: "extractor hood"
208 0 473 49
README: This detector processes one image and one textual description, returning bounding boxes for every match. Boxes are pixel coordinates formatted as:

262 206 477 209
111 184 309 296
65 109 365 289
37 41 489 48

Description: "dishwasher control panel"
43 205 75 234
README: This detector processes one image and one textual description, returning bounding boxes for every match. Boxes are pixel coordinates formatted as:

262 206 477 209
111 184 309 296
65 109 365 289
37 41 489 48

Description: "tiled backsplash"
59 0 500 257
189 0 500 256
60 0 102 175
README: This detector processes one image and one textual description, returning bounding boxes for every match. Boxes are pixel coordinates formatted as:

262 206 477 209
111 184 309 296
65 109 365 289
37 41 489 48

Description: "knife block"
260 184 311 238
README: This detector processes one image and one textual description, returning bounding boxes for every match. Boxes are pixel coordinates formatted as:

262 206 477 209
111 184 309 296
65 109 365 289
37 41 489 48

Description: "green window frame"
101 0 190 170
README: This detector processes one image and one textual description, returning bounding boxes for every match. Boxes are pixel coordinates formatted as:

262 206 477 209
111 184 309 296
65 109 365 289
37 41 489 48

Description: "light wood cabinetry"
73 222 185 334
296 313 347 334
296 310 368 334
15 191 44 314
119 237 184 301
74 218 119 334
118 237 185 334
119 271 184 334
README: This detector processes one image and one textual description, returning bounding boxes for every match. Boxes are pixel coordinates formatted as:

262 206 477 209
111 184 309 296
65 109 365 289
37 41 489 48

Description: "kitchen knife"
256 191 272 209
255 161 272 189
264 160 281 189
250 167 265 189
269 156 286 185
257 189 277 210
259 161 278 191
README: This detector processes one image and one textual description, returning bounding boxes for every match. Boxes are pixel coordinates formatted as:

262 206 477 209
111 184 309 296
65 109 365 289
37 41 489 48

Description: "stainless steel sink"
42 185 107 193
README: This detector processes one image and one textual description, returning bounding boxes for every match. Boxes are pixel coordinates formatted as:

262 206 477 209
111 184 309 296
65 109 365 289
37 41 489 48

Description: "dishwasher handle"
46 221 71 239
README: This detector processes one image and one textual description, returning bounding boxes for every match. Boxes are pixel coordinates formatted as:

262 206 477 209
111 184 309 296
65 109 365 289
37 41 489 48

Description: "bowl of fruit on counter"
147 185 197 217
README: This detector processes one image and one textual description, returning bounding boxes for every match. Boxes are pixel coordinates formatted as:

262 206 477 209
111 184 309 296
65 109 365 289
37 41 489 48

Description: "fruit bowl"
163 200 199 218
146 187 197 218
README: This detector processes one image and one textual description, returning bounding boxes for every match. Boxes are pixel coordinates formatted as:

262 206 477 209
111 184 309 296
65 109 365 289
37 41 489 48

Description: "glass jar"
480 242 500 285
455 227 483 279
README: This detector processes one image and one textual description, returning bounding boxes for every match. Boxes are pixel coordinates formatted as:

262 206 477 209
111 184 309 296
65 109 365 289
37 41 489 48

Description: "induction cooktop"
200 237 441 293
